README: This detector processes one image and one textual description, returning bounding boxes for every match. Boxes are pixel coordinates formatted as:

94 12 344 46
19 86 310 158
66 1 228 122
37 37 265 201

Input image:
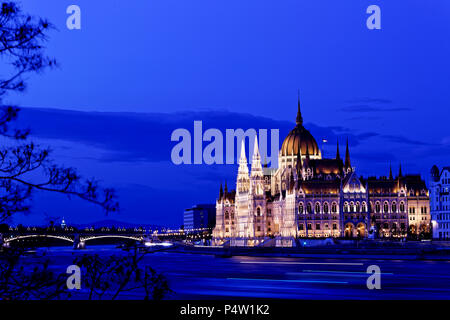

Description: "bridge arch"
81 235 143 242
5 234 74 243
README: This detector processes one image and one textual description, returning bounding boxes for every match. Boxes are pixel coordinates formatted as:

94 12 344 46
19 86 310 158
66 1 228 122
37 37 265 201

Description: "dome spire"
296 90 303 127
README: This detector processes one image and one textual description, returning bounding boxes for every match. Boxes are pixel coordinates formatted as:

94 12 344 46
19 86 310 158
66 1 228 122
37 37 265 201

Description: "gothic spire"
263 154 268 168
237 139 249 181
344 138 351 169
224 181 228 195
398 163 403 178
219 183 223 199
251 135 263 177
336 139 340 160
389 164 393 180
296 90 303 127
296 147 302 178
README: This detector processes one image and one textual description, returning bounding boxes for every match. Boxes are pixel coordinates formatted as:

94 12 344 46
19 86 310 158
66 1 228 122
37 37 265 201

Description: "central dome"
281 126 320 157
280 96 320 158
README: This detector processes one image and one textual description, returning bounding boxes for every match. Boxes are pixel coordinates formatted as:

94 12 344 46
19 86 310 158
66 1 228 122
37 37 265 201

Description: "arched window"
307 202 312 214
315 203 321 214
231 212 234 219
225 211 229 219
355 202 360 213
383 201 389 213
257 207 261 216
298 203 304 214
349 202 354 213
375 202 381 213
323 202 329 214
400 201 405 213
332 202 337 213
344 202 349 213
362 202 367 213
392 202 397 213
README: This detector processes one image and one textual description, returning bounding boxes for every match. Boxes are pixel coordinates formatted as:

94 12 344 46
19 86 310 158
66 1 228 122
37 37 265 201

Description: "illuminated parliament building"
212 97 430 247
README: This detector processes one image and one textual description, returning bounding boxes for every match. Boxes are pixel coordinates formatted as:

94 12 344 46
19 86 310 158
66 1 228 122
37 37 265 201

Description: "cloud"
340 97 412 115
344 98 393 104
15 107 377 163
341 105 412 113
380 134 434 146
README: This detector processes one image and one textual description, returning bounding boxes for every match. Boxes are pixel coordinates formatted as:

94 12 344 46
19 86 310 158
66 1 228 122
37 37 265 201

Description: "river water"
16 245 450 300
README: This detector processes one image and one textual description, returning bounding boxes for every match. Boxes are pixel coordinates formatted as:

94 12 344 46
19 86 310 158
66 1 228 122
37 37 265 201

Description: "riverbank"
170 242 450 261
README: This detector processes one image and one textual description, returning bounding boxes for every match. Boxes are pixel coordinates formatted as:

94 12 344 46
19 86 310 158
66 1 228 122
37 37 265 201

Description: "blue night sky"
5 0 450 226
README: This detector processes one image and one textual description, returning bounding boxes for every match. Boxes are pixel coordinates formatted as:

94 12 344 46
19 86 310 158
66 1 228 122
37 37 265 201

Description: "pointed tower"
336 140 340 160
305 143 310 162
237 139 250 194
263 155 268 168
296 148 303 180
303 144 310 179
219 183 224 200
296 89 303 127
224 182 228 196
344 138 351 170
398 163 403 178
389 164 393 180
251 135 263 177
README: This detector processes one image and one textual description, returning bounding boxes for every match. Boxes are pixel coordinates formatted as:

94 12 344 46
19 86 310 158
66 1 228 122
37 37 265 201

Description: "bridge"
0 228 212 249
0 233 147 249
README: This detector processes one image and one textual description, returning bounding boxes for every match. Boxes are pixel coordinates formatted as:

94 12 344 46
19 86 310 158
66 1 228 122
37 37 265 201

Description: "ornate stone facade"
430 166 450 239
212 97 430 246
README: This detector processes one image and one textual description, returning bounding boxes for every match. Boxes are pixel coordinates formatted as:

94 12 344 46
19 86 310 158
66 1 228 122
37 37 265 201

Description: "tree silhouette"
0 1 119 223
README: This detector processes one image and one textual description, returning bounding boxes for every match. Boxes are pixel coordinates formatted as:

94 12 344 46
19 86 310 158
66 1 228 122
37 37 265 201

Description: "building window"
356 202 360 213
315 203 321 214
298 203 304 214
257 207 261 216
307 203 312 214
316 224 321 230
400 202 405 213
333 223 337 230
344 202 349 213
350 202 354 213
392 202 397 213
307 224 312 230
257 226 261 232
375 202 381 213
384 202 389 213
299 224 304 230
362 202 367 212
332 202 337 213
323 202 329 214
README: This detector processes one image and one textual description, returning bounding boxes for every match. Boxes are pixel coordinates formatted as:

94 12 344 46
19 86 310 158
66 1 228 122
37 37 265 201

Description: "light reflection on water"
17 245 450 299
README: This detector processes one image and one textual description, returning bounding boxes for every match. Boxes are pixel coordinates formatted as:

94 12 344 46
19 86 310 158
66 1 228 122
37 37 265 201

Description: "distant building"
430 166 450 239
184 204 216 232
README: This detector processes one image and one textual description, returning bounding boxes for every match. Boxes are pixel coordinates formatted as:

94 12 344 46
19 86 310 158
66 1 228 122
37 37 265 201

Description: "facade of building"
430 166 450 239
184 204 216 232
212 97 430 246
